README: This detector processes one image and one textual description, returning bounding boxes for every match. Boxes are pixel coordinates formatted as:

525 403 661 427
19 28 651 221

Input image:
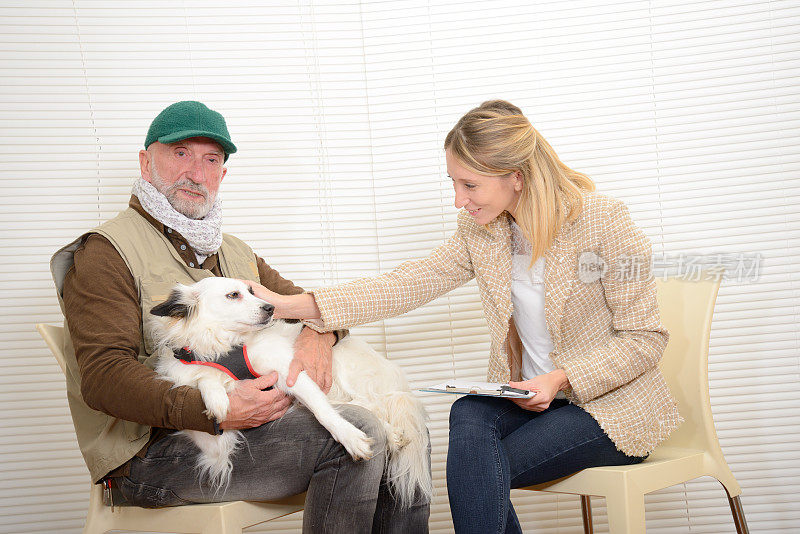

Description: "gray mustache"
171 180 208 197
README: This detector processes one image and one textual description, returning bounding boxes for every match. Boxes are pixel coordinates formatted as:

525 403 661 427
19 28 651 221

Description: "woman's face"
446 149 523 225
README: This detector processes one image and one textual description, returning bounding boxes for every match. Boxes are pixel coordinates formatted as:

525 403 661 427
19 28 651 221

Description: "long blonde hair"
444 100 595 263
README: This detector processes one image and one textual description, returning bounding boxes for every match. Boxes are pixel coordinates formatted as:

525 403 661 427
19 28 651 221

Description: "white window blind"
0 1 797 533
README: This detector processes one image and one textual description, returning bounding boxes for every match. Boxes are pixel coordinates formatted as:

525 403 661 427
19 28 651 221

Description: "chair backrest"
37 323 68 375
654 276 722 452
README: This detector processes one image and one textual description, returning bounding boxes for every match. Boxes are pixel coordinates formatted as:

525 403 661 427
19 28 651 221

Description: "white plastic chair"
37 323 305 534
521 276 749 534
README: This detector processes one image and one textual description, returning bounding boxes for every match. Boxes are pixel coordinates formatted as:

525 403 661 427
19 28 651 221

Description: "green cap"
145 101 237 161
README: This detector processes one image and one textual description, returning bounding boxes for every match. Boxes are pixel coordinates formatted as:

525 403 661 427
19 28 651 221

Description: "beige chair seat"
83 482 304 534
37 323 305 534
536 446 707 496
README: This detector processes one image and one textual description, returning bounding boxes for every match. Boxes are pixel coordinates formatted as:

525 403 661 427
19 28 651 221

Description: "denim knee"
338 404 388 452
449 395 495 428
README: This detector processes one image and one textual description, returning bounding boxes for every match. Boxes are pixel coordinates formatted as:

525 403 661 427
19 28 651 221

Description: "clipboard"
421 380 536 399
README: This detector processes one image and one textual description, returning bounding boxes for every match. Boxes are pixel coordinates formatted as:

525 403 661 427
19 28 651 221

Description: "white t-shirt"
510 221 558 382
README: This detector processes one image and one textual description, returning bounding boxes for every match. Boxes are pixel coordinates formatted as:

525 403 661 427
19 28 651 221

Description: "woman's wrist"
278 292 322 320
550 369 570 391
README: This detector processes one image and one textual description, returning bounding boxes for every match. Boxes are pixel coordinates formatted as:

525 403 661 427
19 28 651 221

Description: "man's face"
139 137 227 219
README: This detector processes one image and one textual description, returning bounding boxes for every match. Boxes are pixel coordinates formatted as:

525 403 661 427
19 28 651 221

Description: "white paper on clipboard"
420 380 536 399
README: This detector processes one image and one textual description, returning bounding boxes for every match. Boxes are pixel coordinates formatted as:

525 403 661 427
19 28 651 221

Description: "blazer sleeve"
312 224 476 330
560 200 669 404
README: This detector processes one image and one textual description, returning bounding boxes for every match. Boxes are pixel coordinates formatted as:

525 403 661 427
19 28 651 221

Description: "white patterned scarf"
132 178 223 256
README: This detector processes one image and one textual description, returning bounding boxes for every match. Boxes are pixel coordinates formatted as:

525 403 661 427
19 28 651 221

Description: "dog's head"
149 277 275 352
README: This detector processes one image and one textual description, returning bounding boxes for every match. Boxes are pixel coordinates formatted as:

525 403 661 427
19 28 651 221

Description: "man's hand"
286 327 335 394
508 369 570 412
219 372 292 430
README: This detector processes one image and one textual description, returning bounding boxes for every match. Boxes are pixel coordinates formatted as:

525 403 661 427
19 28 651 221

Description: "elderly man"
50 101 429 533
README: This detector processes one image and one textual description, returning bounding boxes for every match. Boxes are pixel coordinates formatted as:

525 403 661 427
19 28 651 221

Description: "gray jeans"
117 404 430 534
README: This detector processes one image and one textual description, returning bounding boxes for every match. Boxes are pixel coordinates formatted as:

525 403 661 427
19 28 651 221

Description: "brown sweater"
62 196 340 475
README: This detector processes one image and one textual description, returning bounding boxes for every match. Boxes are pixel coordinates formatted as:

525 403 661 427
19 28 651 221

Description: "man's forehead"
162 137 224 154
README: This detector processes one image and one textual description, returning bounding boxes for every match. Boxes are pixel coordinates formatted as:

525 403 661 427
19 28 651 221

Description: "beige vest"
50 208 259 482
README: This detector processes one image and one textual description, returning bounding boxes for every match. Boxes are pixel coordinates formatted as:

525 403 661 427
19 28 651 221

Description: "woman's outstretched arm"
244 213 476 331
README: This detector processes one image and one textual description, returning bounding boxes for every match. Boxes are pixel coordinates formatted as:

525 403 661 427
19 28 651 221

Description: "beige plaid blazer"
314 192 682 456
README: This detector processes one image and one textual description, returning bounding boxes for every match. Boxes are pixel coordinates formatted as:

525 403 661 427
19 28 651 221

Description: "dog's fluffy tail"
181 429 242 495
382 392 433 508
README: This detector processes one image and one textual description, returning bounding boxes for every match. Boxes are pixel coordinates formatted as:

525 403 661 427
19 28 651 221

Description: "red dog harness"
174 345 261 381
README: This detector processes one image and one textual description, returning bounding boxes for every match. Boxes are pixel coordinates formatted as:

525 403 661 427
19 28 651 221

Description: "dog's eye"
248 286 255 295
226 291 241 300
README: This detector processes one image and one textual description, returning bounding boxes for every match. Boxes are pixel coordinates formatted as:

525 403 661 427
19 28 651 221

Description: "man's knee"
337 404 387 452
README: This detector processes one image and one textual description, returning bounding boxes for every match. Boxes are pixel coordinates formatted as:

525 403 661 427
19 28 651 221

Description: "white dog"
148 276 431 507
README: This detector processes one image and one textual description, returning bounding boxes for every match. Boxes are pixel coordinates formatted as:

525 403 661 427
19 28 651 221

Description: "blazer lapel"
490 220 513 322
544 222 577 348
474 216 513 322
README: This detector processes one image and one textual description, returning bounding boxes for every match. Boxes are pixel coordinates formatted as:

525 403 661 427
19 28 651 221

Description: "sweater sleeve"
62 233 215 434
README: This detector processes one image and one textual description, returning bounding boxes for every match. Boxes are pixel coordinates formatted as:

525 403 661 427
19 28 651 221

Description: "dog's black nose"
261 304 274 314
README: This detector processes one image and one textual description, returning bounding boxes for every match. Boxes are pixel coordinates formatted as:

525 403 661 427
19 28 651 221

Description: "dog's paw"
202 389 230 422
335 426 373 460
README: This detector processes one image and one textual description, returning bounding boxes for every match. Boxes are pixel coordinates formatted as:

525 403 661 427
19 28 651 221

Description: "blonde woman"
249 100 681 533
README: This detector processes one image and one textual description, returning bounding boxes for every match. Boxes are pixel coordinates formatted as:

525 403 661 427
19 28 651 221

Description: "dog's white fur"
148 277 431 507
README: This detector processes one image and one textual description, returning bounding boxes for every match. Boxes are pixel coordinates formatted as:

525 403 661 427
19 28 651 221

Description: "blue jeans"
118 404 430 534
446 396 645 534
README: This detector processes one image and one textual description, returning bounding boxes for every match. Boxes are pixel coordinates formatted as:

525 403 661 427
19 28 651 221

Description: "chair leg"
605 491 645 534
728 495 750 534
580 495 593 534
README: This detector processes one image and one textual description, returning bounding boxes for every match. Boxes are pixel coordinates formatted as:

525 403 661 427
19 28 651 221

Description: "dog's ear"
150 288 192 318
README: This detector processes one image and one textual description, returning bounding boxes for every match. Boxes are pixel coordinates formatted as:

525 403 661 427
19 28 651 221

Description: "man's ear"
139 149 153 183
150 287 193 318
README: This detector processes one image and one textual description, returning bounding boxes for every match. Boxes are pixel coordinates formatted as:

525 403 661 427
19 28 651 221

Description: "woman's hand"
240 279 284 310
239 280 322 321
508 369 570 412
